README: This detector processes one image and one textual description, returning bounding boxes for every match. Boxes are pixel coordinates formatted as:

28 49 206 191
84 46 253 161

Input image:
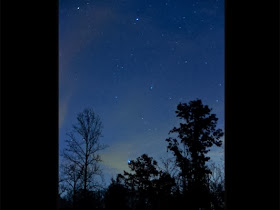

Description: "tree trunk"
84 140 88 191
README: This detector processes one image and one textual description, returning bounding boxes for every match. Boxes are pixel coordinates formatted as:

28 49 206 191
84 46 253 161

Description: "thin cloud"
59 93 72 128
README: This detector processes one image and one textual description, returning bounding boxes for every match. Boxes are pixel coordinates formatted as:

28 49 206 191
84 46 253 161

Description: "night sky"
59 0 224 184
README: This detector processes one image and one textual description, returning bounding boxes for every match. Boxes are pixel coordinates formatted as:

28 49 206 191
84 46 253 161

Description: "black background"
1 0 279 209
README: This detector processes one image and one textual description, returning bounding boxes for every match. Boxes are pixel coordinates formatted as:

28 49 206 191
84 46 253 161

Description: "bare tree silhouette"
208 162 225 210
60 108 108 208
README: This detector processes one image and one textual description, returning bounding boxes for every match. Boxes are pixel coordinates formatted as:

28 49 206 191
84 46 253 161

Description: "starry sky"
59 0 224 184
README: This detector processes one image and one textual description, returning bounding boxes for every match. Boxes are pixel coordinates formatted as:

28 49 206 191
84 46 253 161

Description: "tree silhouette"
166 99 224 209
117 154 177 210
58 102 225 210
208 162 225 210
60 108 108 208
58 194 72 210
73 188 104 210
59 161 83 207
117 154 159 210
152 171 177 209
104 178 130 210
159 157 179 179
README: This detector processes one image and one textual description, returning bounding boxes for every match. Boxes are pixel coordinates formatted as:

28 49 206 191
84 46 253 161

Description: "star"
59 0 225 187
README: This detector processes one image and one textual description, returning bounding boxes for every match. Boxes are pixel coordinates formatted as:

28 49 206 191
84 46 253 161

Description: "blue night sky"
59 0 224 183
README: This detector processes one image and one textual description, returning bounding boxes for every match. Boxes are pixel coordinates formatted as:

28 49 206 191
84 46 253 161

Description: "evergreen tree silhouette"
117 154 159 210
166 99 224 209
117 154 177 210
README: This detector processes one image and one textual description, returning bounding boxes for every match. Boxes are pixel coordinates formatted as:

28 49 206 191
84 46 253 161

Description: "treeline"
59 99 225 210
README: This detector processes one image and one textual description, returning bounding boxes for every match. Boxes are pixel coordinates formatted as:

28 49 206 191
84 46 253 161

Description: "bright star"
77 7 80 10
136 18 139 21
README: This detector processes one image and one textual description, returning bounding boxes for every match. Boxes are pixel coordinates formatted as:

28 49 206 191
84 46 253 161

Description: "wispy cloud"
59 92 72 128
59 5 119 128
59 5 117 83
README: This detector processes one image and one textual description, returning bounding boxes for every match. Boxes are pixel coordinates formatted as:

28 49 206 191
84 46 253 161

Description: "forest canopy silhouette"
59 99 225 210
